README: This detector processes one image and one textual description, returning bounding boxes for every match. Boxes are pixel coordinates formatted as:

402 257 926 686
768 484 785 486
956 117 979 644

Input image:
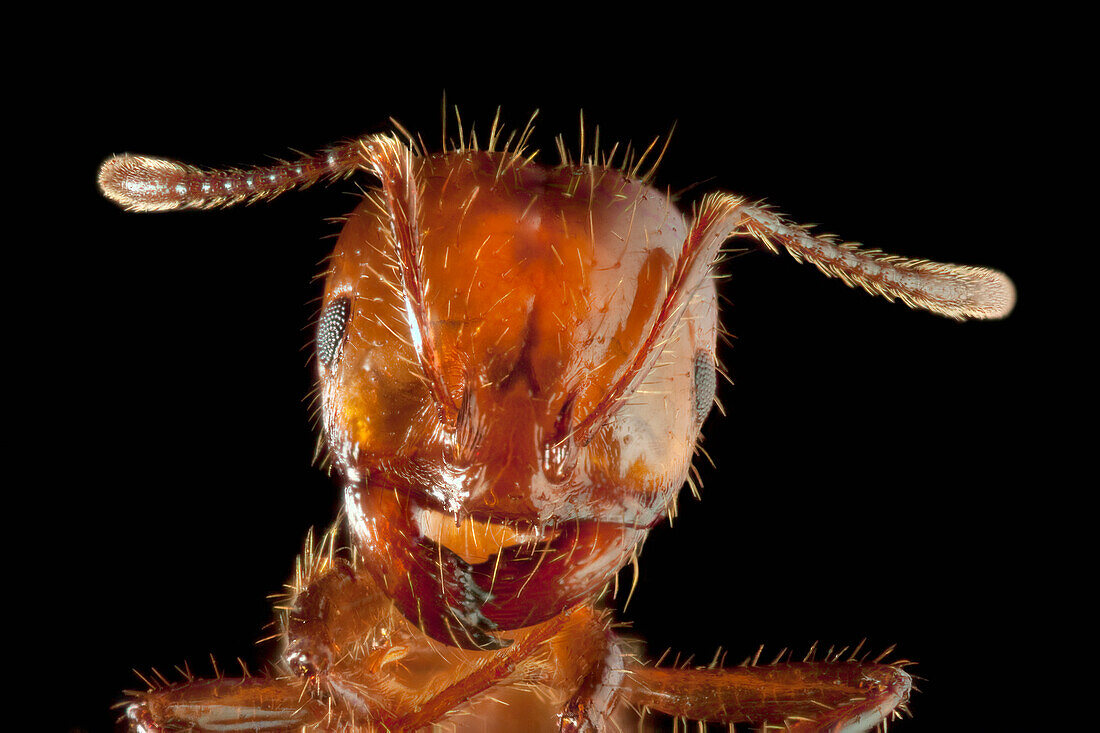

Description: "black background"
45 12 1047 732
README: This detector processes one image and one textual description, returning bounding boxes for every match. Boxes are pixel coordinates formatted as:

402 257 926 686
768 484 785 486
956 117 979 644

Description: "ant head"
318 150 717 528
315 148 719 647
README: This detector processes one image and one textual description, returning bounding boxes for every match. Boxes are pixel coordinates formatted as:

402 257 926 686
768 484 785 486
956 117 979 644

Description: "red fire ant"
98 110 1014 732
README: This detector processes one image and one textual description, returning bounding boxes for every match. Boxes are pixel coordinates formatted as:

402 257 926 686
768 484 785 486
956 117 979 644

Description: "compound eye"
692 349 716 425
317 295 351 370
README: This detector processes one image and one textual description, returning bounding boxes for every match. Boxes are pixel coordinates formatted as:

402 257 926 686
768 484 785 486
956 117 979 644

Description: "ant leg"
280 529 584 729
123 675 328 732
279 528 403 724
557 628 629 733
122 529 376 732
287 553 623 732
623 647 913 732
282 558 377 678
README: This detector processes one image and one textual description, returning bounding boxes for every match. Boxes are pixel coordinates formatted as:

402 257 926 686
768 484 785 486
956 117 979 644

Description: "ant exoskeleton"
99 110 1013 732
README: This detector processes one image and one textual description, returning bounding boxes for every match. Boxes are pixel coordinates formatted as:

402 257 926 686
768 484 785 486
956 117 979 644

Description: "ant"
98 109 1014 732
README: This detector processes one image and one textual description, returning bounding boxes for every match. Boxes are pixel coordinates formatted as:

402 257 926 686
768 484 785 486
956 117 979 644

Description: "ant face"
317 148 720 648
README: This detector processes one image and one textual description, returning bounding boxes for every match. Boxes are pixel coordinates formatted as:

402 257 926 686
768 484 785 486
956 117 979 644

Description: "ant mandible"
99 109 1014 732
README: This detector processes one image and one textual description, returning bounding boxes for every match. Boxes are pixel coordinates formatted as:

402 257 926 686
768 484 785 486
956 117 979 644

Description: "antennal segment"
97 131 457 415
97 137 379 212
732 197 1016 320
